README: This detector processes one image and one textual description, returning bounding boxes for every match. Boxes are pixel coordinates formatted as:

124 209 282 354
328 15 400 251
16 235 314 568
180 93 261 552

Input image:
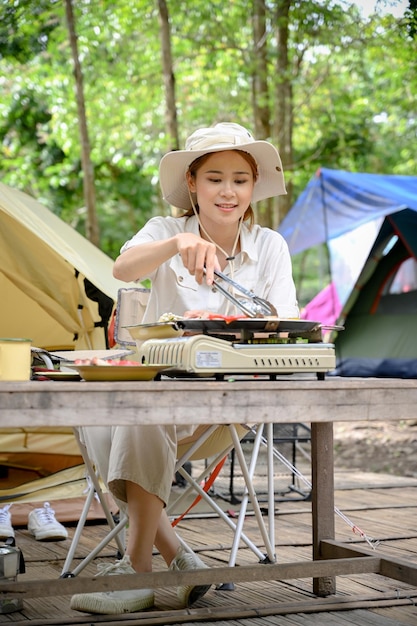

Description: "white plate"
33 370 81 381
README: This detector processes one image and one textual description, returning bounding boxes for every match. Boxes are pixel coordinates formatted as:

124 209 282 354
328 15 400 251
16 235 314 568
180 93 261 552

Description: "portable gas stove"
132 318 336 380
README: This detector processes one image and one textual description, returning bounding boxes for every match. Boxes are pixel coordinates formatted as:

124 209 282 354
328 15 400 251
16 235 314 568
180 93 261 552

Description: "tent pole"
319 171 332 285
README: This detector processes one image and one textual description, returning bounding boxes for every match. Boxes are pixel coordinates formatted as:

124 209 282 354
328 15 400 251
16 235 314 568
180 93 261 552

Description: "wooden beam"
320 539 378 560
380 557 417 587
312 421 335 596
0 557 381 600
321 539 417 587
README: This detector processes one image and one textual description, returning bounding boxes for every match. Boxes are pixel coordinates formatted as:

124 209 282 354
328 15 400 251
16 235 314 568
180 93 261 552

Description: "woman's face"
187 150 255 230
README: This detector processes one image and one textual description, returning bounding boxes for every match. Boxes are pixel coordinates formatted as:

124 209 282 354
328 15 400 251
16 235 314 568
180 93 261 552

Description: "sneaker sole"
29 530 68 541
179 583 212 607
70 592 154 615
0 532 15 540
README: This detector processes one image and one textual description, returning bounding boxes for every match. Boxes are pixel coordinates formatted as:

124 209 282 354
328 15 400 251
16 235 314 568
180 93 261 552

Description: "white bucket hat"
159 122 286 210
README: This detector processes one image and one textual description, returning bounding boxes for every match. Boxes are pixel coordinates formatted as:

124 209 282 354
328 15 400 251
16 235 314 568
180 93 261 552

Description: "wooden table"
1 376 417 603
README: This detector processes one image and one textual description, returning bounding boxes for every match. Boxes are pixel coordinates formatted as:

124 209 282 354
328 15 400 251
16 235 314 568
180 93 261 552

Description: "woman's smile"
215 202 238 211
189 151 255 229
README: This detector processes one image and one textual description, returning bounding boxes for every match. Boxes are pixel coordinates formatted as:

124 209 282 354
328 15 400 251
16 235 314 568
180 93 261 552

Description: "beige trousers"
81 423 248 506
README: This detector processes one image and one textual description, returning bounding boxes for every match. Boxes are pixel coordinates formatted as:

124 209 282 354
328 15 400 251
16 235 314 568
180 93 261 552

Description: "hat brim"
159 140 286 210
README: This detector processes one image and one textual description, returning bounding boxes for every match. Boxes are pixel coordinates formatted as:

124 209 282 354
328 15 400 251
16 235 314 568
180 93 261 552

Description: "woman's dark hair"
183 149 258 228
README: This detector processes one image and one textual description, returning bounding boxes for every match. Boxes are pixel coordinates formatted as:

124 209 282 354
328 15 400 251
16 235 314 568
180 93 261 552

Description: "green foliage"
405 0 417 37
0 0 415 287
0 0 60 63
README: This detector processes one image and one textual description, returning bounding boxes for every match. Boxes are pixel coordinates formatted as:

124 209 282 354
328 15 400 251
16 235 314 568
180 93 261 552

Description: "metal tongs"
211 269 278 318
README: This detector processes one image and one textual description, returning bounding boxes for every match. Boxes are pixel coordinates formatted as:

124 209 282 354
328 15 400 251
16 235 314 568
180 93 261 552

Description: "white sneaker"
169 545 211 607
28 502 68 541
70 555 154 615
0 504 14 539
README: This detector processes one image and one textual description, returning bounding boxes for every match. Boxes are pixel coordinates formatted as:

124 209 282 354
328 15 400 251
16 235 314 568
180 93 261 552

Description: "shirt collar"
186 215 258 263
239 222 258 263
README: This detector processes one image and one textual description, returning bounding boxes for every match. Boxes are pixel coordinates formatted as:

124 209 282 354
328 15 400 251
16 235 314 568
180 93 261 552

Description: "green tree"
0 0 415 271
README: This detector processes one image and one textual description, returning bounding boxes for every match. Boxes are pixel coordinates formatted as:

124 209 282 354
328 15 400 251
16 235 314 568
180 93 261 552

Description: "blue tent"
278 168 417 255
278 169 417 378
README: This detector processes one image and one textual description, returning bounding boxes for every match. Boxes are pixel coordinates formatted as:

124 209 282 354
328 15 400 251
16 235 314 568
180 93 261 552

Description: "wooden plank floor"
2 466 417 625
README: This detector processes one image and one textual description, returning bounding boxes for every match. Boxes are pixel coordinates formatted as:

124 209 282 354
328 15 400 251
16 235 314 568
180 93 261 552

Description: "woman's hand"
176 233 221 285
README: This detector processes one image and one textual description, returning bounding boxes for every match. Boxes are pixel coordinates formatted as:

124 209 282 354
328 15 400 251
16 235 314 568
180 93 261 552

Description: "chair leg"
170 460 266 561
170 424 278 566
61 429 127 577
66 513 128 577
228 424 276 566
266 423 276 552
74 429 126 556
61 479 97 577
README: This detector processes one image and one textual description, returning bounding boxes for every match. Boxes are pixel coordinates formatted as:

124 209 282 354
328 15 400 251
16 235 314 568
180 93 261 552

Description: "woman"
71 122 299 615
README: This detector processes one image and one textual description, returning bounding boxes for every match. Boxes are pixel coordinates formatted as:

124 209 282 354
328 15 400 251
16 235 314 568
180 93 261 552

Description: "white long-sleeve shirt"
121 214 299 322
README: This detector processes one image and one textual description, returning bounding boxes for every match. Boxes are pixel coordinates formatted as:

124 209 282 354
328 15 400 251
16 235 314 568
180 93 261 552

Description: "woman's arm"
113 237 178 283
113 232 220 285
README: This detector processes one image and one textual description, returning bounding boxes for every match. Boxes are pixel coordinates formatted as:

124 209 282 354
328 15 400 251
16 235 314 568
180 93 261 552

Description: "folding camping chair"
61 420 279 577
60 287 301 576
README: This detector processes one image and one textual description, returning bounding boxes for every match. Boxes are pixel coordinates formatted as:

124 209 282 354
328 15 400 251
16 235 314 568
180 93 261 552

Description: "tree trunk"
157 0 179 153
64 0 100 246
252 0 271 140
251 0 274 228
274 0 293 227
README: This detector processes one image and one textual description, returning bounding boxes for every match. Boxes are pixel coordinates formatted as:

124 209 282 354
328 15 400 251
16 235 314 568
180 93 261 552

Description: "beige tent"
0 181 130 351
0 183 134 519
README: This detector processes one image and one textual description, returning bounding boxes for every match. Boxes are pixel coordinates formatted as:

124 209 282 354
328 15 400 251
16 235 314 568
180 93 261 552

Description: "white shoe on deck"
28 502 68 541
70 555 155 615
0 504 14 539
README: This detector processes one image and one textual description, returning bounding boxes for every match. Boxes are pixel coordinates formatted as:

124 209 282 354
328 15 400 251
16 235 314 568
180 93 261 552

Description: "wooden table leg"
311 421 336 596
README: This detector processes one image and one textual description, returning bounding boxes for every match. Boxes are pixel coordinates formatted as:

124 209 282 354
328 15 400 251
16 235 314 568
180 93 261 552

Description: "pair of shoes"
70 555 154 615
0 504 14 539
0 502 68 542
28 502 68 541
169 545 211 607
